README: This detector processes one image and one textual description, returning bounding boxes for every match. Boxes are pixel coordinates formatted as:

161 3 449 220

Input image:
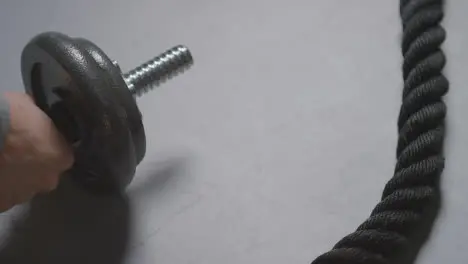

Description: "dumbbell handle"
120 45 193 97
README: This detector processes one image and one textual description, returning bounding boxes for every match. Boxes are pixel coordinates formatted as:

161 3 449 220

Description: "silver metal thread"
123 45 193 97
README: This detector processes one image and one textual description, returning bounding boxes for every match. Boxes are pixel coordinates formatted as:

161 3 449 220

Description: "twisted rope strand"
311 0 448 263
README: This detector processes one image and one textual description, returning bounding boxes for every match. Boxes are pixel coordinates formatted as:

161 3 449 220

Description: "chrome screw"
117 45 193 96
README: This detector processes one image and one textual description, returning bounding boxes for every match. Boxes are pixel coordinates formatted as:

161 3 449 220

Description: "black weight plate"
72 38 146 165
21 32 136 192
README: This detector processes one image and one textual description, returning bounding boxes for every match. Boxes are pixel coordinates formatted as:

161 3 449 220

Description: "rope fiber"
310 0 448 263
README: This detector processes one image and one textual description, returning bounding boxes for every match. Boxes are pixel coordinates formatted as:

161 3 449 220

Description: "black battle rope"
310 0 448 263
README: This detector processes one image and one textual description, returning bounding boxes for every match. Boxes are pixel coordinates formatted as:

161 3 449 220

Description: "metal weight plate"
71 37 146 165
20 32 144 192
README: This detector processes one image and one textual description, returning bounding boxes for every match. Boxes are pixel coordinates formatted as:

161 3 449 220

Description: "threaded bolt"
121 45 193 96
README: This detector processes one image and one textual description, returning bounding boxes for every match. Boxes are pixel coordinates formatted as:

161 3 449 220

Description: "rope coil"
311 0 448 263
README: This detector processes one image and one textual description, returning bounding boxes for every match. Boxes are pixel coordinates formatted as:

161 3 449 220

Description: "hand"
0 92 74 212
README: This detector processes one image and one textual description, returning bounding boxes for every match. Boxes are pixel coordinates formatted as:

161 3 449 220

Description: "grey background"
0 0 467 263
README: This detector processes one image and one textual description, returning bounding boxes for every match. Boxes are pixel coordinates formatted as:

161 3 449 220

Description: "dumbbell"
20 32 193 192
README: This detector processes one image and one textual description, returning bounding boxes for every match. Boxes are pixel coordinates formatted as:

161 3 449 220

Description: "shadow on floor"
0 174 130 264
0 156 187 264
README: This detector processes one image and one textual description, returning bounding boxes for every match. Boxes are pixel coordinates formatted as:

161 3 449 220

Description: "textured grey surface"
0 0 467 263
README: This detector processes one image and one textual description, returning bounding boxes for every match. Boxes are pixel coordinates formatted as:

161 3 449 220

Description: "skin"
0 92 74 212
